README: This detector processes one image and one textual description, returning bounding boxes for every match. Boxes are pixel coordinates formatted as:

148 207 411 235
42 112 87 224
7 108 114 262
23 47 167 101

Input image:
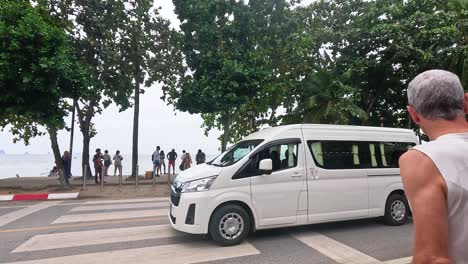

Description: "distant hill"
0 150 5 155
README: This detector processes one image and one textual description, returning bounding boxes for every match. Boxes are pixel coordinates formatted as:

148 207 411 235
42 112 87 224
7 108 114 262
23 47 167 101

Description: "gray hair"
408 70 465 120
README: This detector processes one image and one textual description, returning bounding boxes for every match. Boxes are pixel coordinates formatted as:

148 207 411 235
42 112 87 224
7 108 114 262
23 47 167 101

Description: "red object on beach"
12 193 49 201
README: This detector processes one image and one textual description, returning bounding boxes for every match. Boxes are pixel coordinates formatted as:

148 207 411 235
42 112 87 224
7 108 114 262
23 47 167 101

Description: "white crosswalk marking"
13 224 180 252
293 232 383 264
0 202 60 227
52 209 167 224
2 198 412 264
82 198 168 205
5 241 260 264
70 202 168 212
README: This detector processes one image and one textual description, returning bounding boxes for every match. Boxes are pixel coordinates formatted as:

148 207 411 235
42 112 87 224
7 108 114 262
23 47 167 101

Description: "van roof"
242 124 417 141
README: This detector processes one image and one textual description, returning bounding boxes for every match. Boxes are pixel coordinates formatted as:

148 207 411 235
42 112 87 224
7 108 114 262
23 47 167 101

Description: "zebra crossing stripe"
5 241 259 264
0 202 60 227
70 202 168 212
52 209 167 224
13 224 179 252
293 232 383 264
82 198 168 205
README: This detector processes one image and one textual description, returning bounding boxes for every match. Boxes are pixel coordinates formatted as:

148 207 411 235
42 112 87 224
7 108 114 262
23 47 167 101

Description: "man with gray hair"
400 69 468 264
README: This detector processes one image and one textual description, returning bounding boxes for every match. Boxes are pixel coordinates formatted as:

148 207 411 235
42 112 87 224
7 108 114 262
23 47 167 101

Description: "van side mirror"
259 159 273 175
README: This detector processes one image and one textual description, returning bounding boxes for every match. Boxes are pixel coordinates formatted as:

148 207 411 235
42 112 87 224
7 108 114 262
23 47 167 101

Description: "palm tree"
301 69 368 125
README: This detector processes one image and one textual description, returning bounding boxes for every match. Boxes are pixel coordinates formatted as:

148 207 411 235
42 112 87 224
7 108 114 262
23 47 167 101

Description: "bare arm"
399 151 450 264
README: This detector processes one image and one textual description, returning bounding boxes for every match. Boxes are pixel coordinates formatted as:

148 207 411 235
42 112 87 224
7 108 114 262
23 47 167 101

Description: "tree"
120 0 183 177
292 0 462 128
297 69 368 124
167 0 299 150
0 0 88 186
41 0 181 177
40 0 138 177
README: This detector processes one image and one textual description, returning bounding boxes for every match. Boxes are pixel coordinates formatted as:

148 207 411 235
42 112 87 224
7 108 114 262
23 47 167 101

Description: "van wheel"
383 193 409 226
209 204 250 246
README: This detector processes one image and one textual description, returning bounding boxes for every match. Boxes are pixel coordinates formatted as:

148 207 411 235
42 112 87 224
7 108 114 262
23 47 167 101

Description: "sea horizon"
0 153 219 179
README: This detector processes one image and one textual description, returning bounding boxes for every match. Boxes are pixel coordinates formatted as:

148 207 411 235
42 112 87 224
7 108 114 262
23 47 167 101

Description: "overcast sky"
0 0 315 156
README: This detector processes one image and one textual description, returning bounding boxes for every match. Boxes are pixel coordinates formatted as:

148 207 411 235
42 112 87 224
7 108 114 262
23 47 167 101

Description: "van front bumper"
169 191 210 234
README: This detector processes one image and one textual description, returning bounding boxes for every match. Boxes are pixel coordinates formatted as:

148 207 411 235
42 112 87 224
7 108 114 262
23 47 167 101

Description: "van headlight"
181 176 217 193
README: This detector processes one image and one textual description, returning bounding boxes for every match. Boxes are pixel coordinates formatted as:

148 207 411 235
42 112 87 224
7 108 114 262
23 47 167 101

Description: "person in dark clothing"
196 149 206 165
62 151 72 184
270 150 281 171
93 148 104 184
167 149 178 175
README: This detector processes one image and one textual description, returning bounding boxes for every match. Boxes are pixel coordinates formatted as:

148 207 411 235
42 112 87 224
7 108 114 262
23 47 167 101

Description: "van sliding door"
305 140 369 223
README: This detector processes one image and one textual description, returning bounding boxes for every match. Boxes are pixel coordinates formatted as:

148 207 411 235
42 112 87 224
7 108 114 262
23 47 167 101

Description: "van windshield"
209 140 263 167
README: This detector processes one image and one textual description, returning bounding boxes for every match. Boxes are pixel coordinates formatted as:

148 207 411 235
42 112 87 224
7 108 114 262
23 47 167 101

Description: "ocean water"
0 153 218 179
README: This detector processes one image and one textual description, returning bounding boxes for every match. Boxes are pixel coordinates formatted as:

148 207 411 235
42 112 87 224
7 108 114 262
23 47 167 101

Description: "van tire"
209 204 250 246
383 193 409 226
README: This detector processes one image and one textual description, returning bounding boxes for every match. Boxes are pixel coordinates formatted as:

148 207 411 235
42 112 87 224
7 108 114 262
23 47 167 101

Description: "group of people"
52 147 207 184
152 147 206 177
93 149 123 184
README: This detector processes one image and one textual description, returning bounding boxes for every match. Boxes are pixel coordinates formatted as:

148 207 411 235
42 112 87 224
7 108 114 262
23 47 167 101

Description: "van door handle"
291 173 303 178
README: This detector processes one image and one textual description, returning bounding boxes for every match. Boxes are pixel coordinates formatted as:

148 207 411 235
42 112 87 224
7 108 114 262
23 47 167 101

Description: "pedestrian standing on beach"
167 149 178 175
196 149 206 165
113 150 123 177
400 70 468 263
180 150 186 171
184 152 193 170
93 148 104 184
62 151 71 184
152 146 161 177
158 149 166 175
103 150 112 176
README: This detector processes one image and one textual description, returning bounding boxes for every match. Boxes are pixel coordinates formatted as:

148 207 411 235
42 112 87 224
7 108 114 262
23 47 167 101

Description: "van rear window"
308 141 415 170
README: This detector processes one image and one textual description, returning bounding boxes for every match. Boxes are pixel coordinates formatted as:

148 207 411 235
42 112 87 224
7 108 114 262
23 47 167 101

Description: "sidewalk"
0 174 176 199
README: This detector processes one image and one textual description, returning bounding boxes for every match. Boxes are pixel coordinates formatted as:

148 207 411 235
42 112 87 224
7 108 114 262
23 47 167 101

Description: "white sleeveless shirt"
413 133 468 263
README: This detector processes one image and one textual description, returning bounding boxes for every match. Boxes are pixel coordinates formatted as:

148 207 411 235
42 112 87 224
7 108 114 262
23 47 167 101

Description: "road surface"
0 198 413 264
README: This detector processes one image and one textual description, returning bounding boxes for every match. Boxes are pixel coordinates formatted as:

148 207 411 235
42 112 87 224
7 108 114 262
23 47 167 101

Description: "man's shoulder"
400 149 428 165
400 149 443 186
400 150 435 171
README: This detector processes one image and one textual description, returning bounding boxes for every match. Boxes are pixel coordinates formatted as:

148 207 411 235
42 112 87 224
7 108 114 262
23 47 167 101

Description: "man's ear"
407 105 421 124
463 93 468 114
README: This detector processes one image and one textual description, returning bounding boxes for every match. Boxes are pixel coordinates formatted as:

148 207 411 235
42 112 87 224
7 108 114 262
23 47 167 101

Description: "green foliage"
292 0 463 128
0 0 86 143
168 0 300 149
298 69 368 125
167 0 468 147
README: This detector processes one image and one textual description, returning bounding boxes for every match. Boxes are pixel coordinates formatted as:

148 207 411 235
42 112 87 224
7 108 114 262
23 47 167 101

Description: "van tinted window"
308 141 415 169
235 142 299 178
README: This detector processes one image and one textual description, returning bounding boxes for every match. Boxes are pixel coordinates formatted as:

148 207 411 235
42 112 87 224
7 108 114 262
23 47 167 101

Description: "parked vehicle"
169 124 418 246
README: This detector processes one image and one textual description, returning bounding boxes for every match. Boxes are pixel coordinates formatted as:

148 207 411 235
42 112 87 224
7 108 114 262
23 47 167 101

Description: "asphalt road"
0 198 413 264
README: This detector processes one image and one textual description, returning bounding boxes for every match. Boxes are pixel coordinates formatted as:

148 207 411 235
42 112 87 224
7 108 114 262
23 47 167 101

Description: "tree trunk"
69 98 76 173
220 112 232 152
131 23 142 177
82 134 92 178
47 126 68 188
131 81 140 177
76 103 94 178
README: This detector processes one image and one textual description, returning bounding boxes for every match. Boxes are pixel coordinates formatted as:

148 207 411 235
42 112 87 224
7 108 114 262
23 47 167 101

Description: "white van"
169 124 418 246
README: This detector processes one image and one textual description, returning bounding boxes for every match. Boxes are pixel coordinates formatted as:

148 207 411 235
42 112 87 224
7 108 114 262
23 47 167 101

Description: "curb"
0 192 79 201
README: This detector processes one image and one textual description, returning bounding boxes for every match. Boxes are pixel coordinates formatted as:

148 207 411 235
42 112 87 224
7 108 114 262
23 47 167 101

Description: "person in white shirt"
113 150 123 177
400 70 468 264
152 146 161 177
